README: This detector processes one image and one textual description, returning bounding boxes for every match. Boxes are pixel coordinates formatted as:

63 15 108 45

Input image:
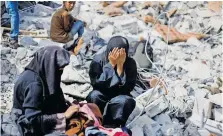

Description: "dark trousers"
86 90 136 127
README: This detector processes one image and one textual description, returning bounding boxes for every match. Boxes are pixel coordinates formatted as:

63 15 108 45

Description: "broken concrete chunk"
208 1 222 13
212 108 223 122
174 85 188 97
186 2 198 9
154 113 172 126
196 9 219 18
187 59 211 80
131 126 144 136
209 17 222 32
198 128 211 136
15 47 27 60
136 87 163 106
209 93 223 107
195 89 209 98
127 114 159 129
193 97 213 119
126 101 144 125
189 113 223 135
20 36 38 47
145 96 168 118
98 25 114 41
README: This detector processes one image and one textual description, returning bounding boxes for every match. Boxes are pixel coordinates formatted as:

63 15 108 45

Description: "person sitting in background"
86 36 137 128
50 1 86 44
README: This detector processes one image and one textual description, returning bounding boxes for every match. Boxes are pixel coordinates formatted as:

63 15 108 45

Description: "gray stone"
98 25 114 41
0 59 12 75
212 108 223 122
186 2 198 8
209 93 223 107
198 128 211 136
1 47 11 55
16 47 27 60
131 126 144 136
145 96 168 118
1 75 10 82
33 4 54 17
20 36 38 47
187 59 211 80
209 17 222 32
154 114 172 126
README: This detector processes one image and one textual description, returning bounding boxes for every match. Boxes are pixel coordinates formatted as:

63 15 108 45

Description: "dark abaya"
86 36 137 127
12 46 70 135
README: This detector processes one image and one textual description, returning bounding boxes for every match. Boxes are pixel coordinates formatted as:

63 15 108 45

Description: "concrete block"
126 101 144 125
209 93 223 107
195 89 209 98
189 113 223 135
127 114 161 130
212 108 223 122
198 128 211 136
98 25 114 41
209 17 222 32
154 114 172 126
187 59 211 80
136 87 163 106
193 97 212 118
145 96 168 118
131 126 144 136
174 85 188 97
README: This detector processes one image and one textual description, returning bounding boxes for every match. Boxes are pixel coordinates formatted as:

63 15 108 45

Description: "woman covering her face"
87 36 137 128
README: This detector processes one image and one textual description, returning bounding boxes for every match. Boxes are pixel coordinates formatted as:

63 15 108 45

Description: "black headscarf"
99 36 130 65
25 46 70 96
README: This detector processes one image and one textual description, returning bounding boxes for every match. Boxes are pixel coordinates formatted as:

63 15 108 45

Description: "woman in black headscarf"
11 46 78 135
86 36 137 128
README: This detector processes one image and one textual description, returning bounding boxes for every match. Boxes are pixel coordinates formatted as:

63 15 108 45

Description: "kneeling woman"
8 46 79 135
87 36 137 128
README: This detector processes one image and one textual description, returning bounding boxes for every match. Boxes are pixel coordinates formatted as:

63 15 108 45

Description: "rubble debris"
208 1 222 13
166 8 177 18
212 108 223 122
154 24 206 43
19 36 38 47
193 97 213 118
145 96 168 118
208 93 223 107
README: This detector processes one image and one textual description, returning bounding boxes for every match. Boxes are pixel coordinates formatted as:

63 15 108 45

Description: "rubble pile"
1 1 222 136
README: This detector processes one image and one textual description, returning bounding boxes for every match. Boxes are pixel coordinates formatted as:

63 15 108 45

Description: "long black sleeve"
89 58 137 95
89 61 121 90
17 82 66 135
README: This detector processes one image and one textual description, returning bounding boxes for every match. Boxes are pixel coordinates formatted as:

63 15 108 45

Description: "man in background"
50 1 86 44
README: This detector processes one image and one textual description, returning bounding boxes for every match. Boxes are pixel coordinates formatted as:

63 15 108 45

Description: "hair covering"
98 36 130 65
25 46 70 96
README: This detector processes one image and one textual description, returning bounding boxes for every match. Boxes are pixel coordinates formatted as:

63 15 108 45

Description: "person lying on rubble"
1 46 81 136
50 1 86 44
86 36 137 128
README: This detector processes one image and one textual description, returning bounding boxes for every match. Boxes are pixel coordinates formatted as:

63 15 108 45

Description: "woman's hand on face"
108 48 119 68
64 105 80 119
117 48 126 67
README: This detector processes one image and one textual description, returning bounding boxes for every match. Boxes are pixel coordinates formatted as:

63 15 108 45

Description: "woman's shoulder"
17 70 42 85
